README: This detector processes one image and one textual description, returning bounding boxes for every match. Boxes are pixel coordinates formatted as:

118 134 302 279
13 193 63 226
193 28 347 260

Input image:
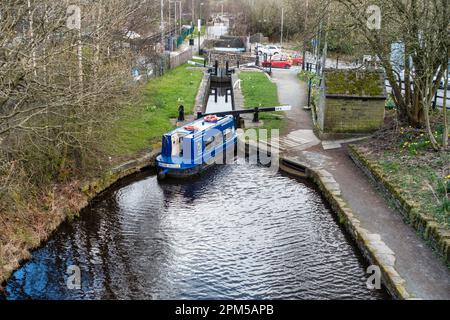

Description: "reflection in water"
205 84 233 114
5 164 389 300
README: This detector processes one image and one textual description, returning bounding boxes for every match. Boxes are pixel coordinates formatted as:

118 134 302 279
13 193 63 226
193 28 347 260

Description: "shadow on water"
4 163 390 300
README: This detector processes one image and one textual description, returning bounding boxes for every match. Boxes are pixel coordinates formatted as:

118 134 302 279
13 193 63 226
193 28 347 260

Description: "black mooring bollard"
178 105 185 121
253 107 259 123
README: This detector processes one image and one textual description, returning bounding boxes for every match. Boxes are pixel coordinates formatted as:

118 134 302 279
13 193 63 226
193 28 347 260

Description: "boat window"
205 136 214 148
224 128 233 142
204 132 223 151
171 133 186 157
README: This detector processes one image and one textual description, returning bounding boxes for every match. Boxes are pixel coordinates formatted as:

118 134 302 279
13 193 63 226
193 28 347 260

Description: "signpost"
198 18 201 55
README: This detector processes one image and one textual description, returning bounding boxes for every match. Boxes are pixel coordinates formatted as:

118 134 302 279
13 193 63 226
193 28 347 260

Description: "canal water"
4 164 388 300
205 83 233 114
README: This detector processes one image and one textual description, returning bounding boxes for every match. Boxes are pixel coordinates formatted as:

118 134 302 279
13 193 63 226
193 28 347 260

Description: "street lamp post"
160 0 164 46
280 7 284 48
179 1 182 35
198 2 204 55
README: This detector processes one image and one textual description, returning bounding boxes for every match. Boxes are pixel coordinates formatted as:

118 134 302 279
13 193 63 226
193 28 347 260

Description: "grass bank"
107 64 204 156
239 71 284 133
356 112 450 229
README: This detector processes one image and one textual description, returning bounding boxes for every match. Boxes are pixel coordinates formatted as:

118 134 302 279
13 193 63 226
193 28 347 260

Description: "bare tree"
0 0 163 205
336 0 449 150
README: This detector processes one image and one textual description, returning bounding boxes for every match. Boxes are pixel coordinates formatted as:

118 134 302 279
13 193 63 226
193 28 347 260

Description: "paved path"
270 67 450 299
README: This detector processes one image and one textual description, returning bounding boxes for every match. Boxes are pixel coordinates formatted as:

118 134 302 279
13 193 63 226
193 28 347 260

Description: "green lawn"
107 64 204 155
357 121 450 229
239 71 284 133
378 157 449 227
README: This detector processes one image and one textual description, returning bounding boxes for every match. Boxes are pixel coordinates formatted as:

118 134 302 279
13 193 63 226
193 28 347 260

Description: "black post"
253 107 259 122
225 89 228 103
230 87 235 110
178 105 185 121
203 59 206 67
214 88 218 103
237 60 240 68
234 115 241 128
307 78 312 108
214 60 218 76
302 50 306 71
226 61 229 75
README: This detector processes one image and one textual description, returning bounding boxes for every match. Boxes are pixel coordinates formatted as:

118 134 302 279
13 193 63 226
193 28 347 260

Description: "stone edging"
80 150 159 200
348 145 450 266
239 137 411 299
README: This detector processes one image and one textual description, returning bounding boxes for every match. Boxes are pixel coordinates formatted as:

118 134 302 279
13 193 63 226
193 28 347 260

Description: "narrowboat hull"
155 115 237 180
156 136 237 179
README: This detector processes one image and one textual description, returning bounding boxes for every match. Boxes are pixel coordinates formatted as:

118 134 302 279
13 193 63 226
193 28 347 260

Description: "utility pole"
192 0 195 25
280 7 284 48
198 2 204 55
302 0 309 70
321 3 331 77
174 1 177 34
169 1 171 34
315 21 322 74
161 0 164 45
179 1 183 35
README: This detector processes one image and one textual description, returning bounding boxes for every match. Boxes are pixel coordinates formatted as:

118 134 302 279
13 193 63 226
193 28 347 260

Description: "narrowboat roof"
166 115 233 137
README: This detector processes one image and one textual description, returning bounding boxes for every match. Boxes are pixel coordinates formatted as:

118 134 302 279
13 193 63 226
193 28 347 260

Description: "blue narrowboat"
156 115 237 179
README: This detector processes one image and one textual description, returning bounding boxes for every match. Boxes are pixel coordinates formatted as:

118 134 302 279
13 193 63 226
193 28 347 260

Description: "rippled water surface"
5 164 388 299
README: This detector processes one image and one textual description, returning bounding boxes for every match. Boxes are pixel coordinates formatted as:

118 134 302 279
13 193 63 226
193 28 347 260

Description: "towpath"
270 67 450 299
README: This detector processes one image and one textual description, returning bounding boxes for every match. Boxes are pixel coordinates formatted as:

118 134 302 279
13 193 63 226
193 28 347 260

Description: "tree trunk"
77 29 83 89
422 80 439 150
443 66 449 149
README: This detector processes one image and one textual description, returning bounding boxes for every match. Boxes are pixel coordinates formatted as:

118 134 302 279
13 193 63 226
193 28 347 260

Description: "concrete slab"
322 142 342 150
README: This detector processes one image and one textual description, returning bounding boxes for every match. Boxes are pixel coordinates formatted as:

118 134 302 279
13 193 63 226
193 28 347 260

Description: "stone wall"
318 96 385 134
317 69 386 138
208 51 255 68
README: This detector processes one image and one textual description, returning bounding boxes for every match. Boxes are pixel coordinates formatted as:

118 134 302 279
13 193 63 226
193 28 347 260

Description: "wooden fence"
169 47 194 69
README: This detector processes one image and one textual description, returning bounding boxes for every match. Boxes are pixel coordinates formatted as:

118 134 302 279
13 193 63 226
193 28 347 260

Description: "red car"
291 56 304 66
262 59 292 69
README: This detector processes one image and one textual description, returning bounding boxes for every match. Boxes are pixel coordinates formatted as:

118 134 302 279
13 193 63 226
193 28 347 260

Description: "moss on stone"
325 69 384 96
